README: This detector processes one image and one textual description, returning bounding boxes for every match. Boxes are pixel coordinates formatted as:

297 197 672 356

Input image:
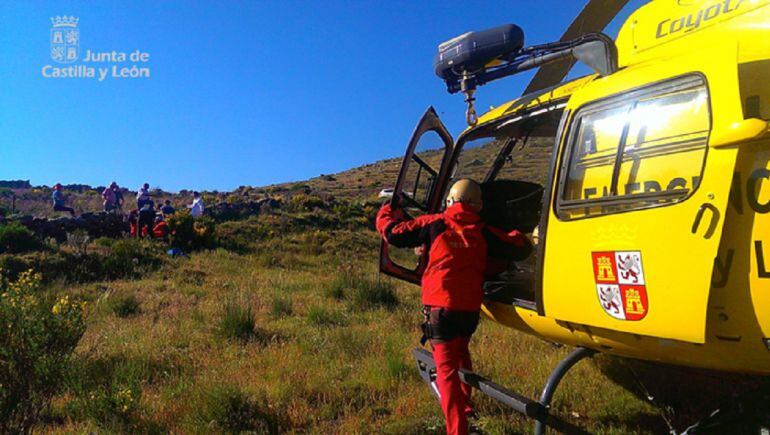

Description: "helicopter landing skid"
412 346 596 434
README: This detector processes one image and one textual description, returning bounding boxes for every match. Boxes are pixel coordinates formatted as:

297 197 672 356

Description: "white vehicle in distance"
377 188 414 199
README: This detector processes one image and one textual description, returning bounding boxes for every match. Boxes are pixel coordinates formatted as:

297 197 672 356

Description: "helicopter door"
543 64 743 344
379 107 454 284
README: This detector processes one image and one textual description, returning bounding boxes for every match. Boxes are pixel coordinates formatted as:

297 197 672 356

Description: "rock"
2 198 283 242
206 198 282 220
6 212 128 243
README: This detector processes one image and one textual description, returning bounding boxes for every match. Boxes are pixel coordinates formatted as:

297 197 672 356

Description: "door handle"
691 203 720 239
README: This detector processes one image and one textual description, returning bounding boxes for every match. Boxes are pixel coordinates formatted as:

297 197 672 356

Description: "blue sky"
0 0 646 192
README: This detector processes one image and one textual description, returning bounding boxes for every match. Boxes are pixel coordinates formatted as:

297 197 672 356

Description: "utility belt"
420 306 480 346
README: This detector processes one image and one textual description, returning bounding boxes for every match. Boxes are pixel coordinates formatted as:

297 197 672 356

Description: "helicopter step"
412 346 596 434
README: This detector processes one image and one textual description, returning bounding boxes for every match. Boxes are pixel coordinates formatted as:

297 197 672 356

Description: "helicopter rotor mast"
523 0 631 94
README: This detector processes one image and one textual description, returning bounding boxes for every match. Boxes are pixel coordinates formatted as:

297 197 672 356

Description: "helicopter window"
400 130 446 215
618 86 709 199
451 136 509 184
386 130 447 272
562 104 632 202
449 107 563 234
558 76 709 219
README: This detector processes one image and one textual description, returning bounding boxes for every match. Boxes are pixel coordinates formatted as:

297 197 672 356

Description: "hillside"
0 133 556 219
251 135 554 203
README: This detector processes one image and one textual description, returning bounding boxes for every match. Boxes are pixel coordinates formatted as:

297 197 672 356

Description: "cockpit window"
451 136 509 183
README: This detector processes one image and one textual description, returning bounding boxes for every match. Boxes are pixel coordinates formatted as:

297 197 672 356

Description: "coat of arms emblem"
591 250 649 321
50 16 79 64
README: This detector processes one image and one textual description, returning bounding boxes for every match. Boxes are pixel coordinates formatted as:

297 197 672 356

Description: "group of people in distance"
51 182 206 240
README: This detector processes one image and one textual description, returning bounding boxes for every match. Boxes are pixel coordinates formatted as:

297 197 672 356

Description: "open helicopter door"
379 107 454 284
542 45 745 344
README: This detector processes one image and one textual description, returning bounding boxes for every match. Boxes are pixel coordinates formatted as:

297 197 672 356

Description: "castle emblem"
592 251 648 321
50 16 79 64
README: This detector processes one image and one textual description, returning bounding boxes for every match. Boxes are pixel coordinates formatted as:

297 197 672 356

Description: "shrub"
307 306 346 327
65 229 91 256
0 222 42 254
320 230 378 257
325 273 398 310
293 230 331 256
0 255 31 281
193 385 279 433
107 292 140 317
1 243 162 285
64 356 153 429
0 271 86 432
100 238 164 280
217 300 266 343
287 193 325 212
215 219 273 253
288 183 310 192
92 237 116 248
270 295 293 318
167 212 216 251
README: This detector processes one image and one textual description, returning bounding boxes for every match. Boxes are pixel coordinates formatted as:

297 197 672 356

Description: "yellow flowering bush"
65 373 142 427
166 211 216 251
287 193 327 212
0 269 86 432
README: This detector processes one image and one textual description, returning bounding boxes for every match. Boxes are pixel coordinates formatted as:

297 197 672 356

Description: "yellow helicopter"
379 0 770 431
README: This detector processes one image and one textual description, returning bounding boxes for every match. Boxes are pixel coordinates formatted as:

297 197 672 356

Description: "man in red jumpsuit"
152 216 169 240
376 179 531 435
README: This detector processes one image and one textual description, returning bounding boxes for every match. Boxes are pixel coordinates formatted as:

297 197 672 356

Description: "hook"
464 88 477 127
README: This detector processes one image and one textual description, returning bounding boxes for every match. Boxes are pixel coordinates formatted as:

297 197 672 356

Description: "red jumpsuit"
377 202 530 435
152 221 168 239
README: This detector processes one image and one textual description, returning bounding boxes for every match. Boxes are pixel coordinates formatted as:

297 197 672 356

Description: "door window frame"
379 107 454 284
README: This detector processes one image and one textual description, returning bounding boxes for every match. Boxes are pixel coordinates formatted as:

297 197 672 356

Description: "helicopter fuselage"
477 0 770 375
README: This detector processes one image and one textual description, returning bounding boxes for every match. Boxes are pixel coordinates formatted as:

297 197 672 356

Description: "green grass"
307 305 347 327
107 292 141 317
323 276 346 299
190 384 280 433
383 338 409 380
270 294 293 318
324 273 399 309
218 299 261 343
29 222 688 434
349 276 398 309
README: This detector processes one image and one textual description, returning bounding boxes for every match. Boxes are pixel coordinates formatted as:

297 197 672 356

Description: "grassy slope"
39 236 665 434
23 141 673 433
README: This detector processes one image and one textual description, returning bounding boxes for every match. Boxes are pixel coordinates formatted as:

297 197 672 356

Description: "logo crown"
50 16 79 28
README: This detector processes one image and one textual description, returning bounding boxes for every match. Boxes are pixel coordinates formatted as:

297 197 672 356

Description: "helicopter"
378 0 770 432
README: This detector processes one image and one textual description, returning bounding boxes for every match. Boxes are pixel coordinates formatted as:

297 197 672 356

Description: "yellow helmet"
446 179 483 212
